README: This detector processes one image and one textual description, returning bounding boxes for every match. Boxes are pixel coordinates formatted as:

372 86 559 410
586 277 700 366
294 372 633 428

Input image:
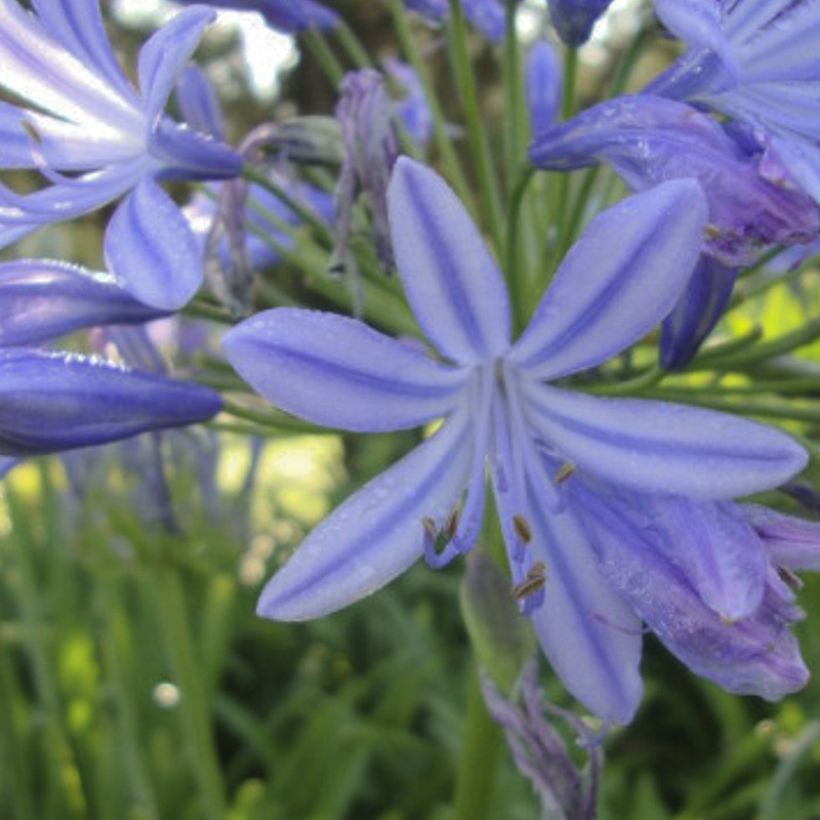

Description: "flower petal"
524 476 643 724
654 0 740 82
576 483 809 701
388 157 511 365
0 348 221 456
0 259 167 347
138 6 215 124
744 504 820 572
637 497 767 621
104 177 203 311
224 307 468 432
511 181 707 380
523 383 808 500
257 409 473 620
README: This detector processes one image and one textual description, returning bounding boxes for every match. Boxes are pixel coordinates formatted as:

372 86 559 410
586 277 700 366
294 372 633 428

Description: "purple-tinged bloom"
526 41 562 138
171 0 338 33
0 2 241 311
0 349 221 456
647 0 820 203
331 70 400 280
224 157 808 722
660 256 737 370
547 0 615 45
530 95 820 267
0 260 167 348
574 483 809 701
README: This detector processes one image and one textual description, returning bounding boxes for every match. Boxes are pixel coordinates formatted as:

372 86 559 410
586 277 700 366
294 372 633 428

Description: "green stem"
303 27 344 86
152 567 226 820
387 0 475 209
242 164 334 246
505 165 536 333
447 0 505 253
222 397 340 435
453 669 503 820
502 0 524 189
334 19 372 69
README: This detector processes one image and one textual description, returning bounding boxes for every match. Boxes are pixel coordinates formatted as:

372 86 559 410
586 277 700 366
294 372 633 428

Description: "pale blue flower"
224 158 808 723
0 1 241 310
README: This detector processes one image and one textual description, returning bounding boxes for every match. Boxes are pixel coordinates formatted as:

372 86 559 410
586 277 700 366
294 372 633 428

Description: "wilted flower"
0 2 241 310
225 158 808 723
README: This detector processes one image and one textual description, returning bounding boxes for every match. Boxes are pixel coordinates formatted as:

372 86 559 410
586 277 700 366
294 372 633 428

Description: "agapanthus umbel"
0 1 241 311
225 158 810 724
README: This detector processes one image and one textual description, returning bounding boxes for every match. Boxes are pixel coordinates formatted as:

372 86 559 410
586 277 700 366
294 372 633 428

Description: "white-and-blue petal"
224 308 469 432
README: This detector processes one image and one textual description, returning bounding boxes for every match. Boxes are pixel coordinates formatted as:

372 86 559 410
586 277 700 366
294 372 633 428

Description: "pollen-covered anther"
704 224 722 239
512 514 533 544
512 560 547 600
554 462 576 485
777 566 803 592
444 507 461 541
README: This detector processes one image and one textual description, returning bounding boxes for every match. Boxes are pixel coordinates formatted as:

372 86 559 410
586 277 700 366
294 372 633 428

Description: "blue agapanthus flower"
401 0 506 43
647 0 820 203
171 0 339 33
0 1 241 311
225 158 809 723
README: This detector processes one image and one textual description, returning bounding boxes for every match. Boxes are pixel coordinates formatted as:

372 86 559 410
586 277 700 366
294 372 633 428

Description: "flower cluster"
2 0 820 798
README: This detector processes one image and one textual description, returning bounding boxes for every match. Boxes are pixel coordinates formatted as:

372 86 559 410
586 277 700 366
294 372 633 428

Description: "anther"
554 462 576 485
777 566 803 592
512 514 532 544
512 561 547 600
444 508 461 541
422 516 437 541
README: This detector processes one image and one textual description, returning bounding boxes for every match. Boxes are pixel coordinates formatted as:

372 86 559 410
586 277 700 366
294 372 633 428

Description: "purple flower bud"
0 260 167 348
0 349 221 456
526 40 562 138
660 255 737 370
547 0 615 46
171 0 339 33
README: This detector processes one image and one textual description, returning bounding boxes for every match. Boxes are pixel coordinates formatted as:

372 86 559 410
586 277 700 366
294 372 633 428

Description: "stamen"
444 508 461 541
422 516 437 541
512 561 546 600
777 566 803 592
554 462 576 485
512 514 532 544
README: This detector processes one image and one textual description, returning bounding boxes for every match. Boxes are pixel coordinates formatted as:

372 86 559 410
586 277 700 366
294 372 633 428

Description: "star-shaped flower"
224 158 807 723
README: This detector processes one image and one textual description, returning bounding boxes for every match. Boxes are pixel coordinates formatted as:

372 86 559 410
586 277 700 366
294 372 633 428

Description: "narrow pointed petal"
510 182 707 380
104 178 203 310
526 41 562 137
175 66 225 140
744 504 820 572
224 308 468 432
523 383 808 500
149 119 241 181
388 157 511 365
640 497 767 621
138 6 215 124
576 484 809 701
654 0 740 82
0 349 221 456
525 476 643 724
257 411 473 620
0 259 167 347
660 256 737 370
